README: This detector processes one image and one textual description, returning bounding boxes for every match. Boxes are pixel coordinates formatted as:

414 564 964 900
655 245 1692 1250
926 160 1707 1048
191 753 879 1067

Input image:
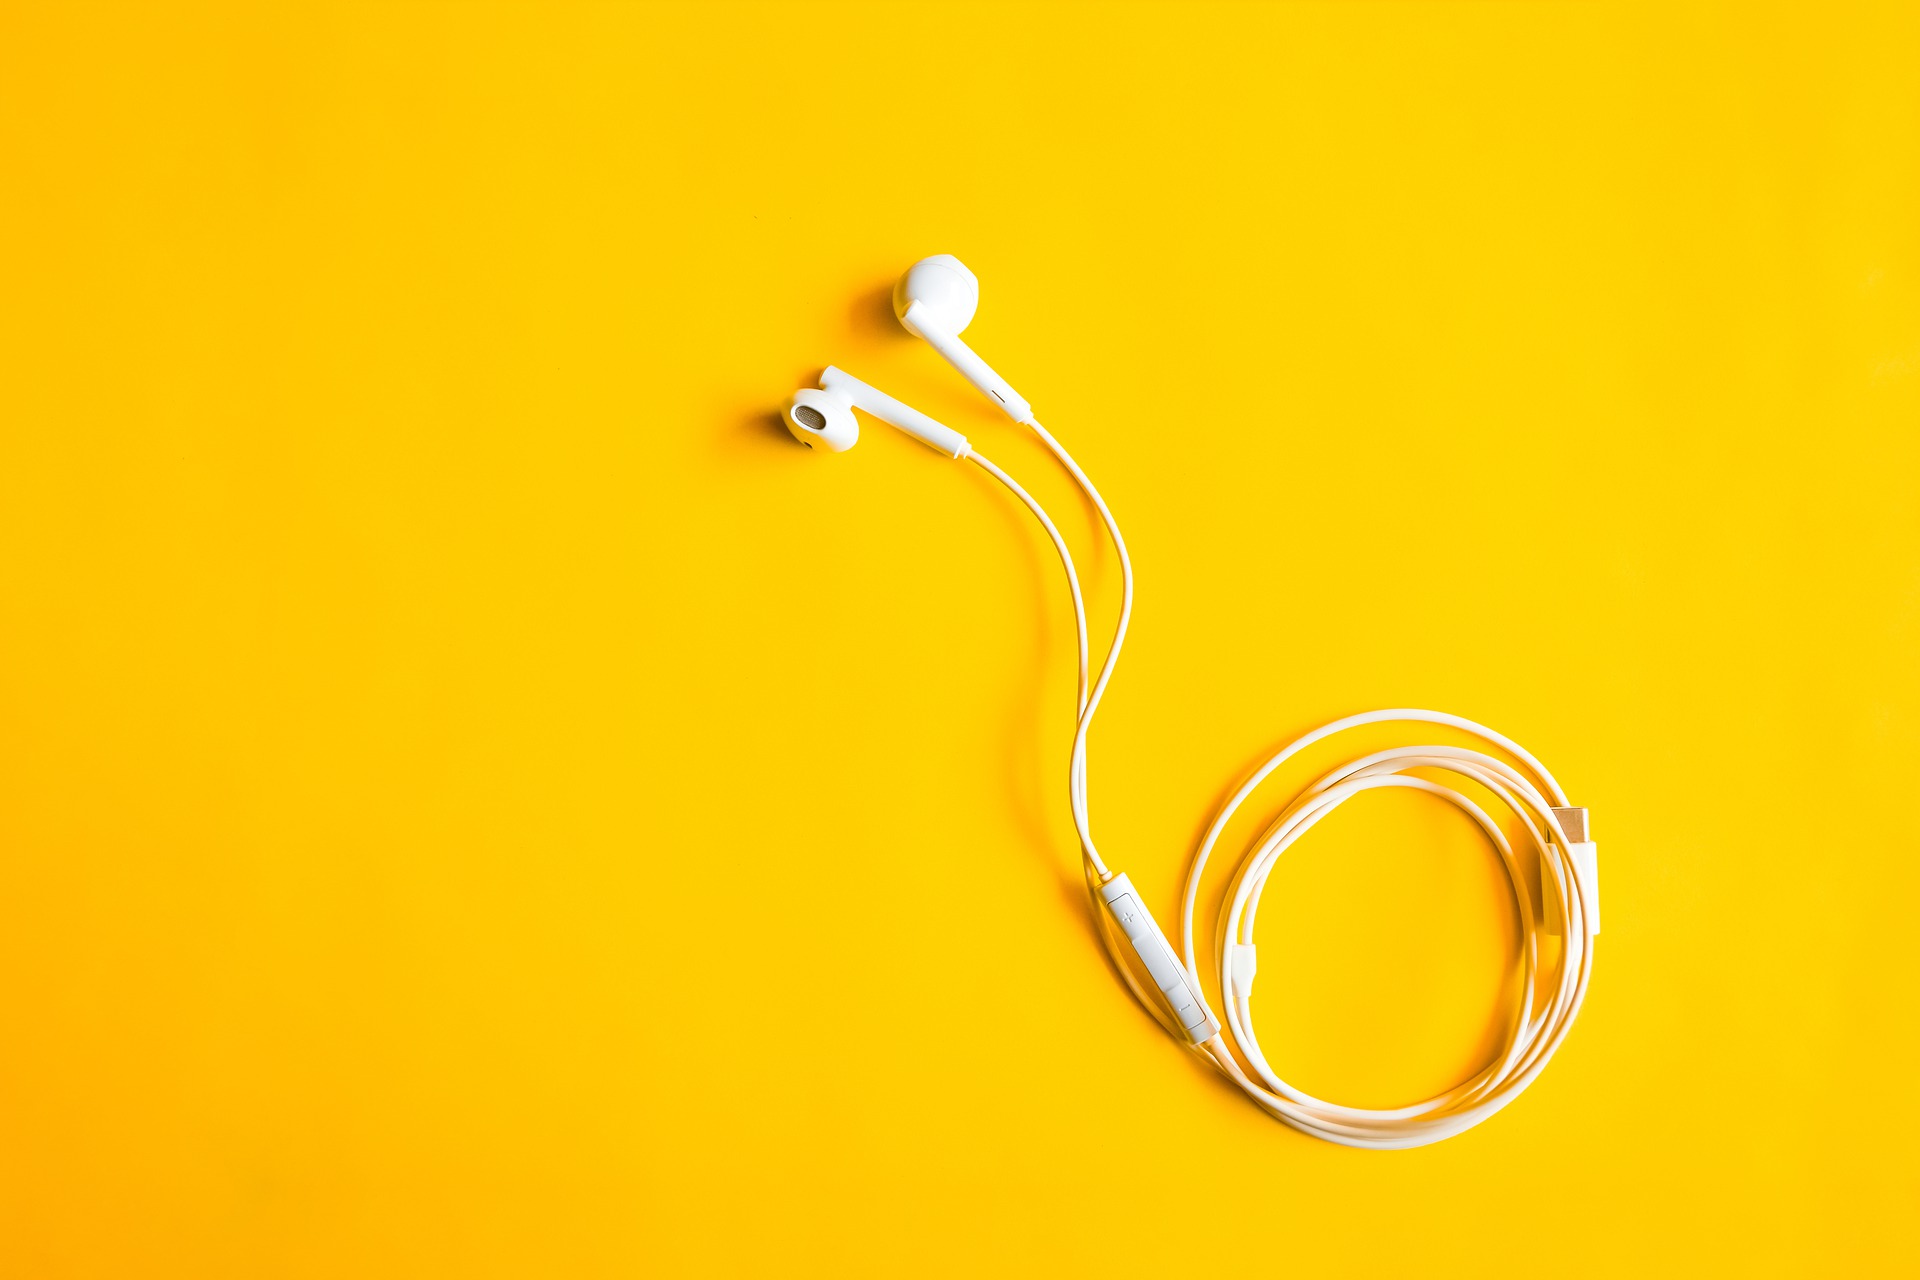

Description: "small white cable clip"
1228 943 1259 1000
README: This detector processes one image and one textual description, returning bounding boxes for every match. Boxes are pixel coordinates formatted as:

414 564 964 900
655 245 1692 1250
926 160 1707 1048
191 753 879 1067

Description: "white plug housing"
1547 806 1600 937
1100 874 1220 1043
1570 840 1599 934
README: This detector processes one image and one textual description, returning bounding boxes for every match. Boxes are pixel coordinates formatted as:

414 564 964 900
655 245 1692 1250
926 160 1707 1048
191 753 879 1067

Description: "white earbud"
783 366 970 458
893 255 1034 425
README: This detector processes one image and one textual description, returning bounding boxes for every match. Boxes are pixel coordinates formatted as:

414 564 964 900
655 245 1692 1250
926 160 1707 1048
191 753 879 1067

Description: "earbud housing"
893 254 980 334
783 368 970 458
892 254 1034 425
784 386 859 451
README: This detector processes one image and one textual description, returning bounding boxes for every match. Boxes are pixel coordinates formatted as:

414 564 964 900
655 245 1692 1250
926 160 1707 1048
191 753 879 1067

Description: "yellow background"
2 2 1916 1275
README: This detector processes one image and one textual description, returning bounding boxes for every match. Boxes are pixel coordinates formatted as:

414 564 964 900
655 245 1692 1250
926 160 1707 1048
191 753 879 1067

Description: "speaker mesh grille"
793 405 826 430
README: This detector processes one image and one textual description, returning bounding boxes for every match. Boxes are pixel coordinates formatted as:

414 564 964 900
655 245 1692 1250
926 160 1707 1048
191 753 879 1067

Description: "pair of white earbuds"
777 257 1599 1150
783 255 1026 456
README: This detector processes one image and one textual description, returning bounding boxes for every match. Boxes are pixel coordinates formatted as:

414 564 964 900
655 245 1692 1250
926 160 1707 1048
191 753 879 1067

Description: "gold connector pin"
1551 806 1590 843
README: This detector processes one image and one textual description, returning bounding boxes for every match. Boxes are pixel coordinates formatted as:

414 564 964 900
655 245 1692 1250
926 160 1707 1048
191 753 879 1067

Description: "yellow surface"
1 1 1916 1275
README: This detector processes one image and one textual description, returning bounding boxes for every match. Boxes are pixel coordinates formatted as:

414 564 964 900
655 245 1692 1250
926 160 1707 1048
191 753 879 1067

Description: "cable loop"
968 434 1594 1150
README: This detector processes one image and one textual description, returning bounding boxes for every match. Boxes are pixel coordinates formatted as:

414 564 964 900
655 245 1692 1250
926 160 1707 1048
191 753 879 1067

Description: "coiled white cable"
967 427 1597 1150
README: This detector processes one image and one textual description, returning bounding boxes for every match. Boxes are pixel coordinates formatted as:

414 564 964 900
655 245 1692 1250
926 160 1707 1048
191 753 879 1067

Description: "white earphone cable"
966 428 1596 1150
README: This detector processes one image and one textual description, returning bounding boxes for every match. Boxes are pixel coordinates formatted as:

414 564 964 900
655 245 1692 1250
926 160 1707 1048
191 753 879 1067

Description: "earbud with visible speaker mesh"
782 366 970 457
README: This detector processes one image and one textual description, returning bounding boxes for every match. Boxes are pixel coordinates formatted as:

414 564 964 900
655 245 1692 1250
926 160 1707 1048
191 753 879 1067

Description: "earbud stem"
820 367 971 459
900 301 1034 425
